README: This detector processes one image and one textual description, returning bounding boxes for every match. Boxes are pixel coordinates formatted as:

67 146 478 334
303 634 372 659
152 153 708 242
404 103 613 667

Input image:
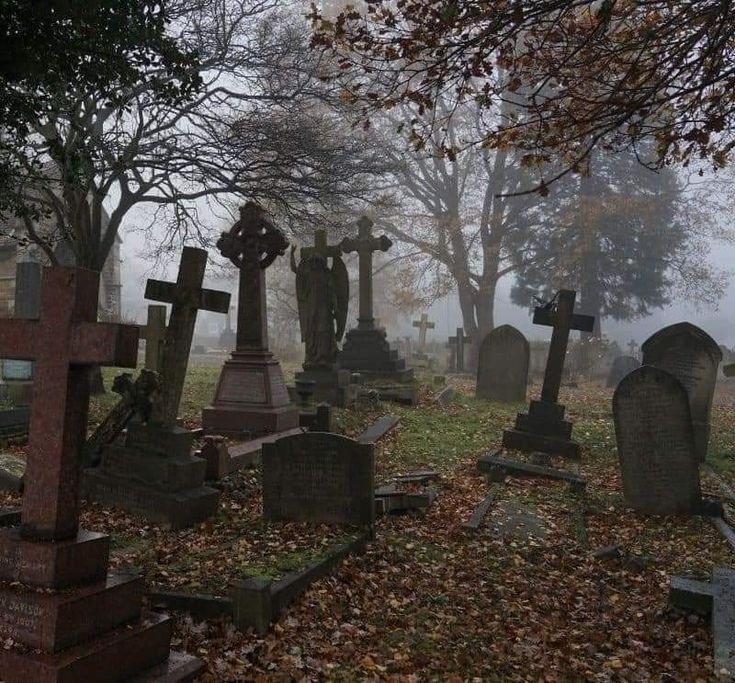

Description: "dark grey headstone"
613 366 702 515
476 325 529 403
605 355 641 388
262 432 375 526
641 322 721 460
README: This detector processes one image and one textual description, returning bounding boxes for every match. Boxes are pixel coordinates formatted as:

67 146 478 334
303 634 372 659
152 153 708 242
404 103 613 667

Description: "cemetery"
4 2 735 681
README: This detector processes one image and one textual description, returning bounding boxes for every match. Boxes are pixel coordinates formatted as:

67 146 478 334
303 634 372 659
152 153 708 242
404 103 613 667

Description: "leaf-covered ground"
2 364 735 681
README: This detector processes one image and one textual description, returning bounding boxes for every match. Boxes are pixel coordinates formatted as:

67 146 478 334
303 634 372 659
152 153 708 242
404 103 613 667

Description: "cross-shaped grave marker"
413 313 435 351
301 228 342 261
146 246 230 425
0 267 138 540
138 303 167 372
501 289 595 459
447 327 472 373
340 216 391 330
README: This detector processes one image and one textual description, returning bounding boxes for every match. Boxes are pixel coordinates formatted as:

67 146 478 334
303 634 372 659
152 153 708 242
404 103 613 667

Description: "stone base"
502 400 581 459
339 328 414 382
0 611 200 683
202 353 299 437
293 366 352 407
83 472 219 530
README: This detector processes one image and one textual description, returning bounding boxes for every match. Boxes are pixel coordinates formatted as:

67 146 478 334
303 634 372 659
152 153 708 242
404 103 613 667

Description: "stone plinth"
293 366 352 407
202 352 299 437
83 423 219 530
502 400 581 459
339 328 414 382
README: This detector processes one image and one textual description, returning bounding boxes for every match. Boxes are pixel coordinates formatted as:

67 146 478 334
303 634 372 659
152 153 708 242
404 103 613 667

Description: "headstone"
476 325 529 402
642 322 722 461
613 365 702 515
262 432 374 527
139 304 167 372
605 355 641 388
203 203 299 437
84 247 228 530
501 290 594 459
218 305 237 350
0 266 202 680
339 217 413 382
627 339 639 358
412 313 435 359
447 327 471 374
291 229 352 406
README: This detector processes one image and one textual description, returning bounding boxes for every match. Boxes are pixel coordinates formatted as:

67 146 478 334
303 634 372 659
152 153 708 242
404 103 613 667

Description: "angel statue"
290 231 349 369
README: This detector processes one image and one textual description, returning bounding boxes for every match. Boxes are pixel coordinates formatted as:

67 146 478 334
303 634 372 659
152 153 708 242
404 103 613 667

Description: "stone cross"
627 339 638 357
217 202 288 352
533 290 595 404
340 216 391 330
0 267 138 540
300 228 342 261
448 327 472 373
138 304 167 372
413 313 436 350
146 247 230 425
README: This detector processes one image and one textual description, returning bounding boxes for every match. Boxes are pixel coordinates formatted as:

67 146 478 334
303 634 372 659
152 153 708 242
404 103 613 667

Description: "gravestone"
605 355 641 388
339 217 413 382
447 327 472 374
138 304 167 372
262 432 374 527
412 313 435 362
0 266 202 681
502 290 594 459
203 203 299 436
291 230 352 406
476 325 529 403
84 247 228 529
218 305 237 350
642 322 721 460
613 365 702 515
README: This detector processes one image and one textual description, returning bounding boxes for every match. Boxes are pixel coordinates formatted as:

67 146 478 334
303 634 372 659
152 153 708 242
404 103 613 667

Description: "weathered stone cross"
300 228 342 261
138 303 167 372
448 327 472 373
533 290 595 403
413 313 435 350
146 247 230 425
0 267 138 540
217 201 288 352
627 339 638 357
340 216 391 330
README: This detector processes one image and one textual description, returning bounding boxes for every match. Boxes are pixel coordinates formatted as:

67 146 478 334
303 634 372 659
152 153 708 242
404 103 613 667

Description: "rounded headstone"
476 325 530 403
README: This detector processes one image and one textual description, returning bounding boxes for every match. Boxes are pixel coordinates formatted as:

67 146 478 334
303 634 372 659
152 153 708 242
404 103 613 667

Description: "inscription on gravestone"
641 322 721 461
218 369 267 404
262 432 374 527
613 366 702 515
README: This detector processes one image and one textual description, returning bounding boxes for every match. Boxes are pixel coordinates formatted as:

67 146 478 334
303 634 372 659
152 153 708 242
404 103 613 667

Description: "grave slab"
477 453 586 488
356 415 400 444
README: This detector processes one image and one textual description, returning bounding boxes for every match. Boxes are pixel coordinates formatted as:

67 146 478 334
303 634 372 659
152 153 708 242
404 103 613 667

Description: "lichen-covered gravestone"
641 322 721 461
613 365 702 515
605 355 641 388
476 325 529 403
262 432 374 527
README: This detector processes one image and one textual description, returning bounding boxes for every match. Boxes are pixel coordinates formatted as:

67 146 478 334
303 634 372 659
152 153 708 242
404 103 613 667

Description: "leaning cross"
146 247 230 425
217 202 288 353
138 304 167 372
0 267 138 540
533 290 595 404
413 313 435 350
340 216 391 330
448 327 472 373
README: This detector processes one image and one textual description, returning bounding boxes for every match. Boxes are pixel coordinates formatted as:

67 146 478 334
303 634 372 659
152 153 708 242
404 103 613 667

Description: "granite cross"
533 289 595 404
448 327 472 373
217 202 288 353
146 247 230 424
340 216 391 330
0 267 138 540
412 313 436 350
138 304 167 372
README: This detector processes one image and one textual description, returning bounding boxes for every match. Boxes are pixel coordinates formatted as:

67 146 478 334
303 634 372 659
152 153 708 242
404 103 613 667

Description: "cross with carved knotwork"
413 313 435 350
340 216 391 330
216 202 288 354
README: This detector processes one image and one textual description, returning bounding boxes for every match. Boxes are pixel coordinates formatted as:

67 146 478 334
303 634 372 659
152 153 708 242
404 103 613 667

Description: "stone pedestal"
202 352 299 437
83 423 219 530
502 400 581 459
0 528 202 683
339 328 414 382
294 365 352 407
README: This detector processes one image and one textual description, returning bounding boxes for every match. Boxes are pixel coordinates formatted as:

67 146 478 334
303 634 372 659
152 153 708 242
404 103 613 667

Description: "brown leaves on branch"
310 1 735 188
